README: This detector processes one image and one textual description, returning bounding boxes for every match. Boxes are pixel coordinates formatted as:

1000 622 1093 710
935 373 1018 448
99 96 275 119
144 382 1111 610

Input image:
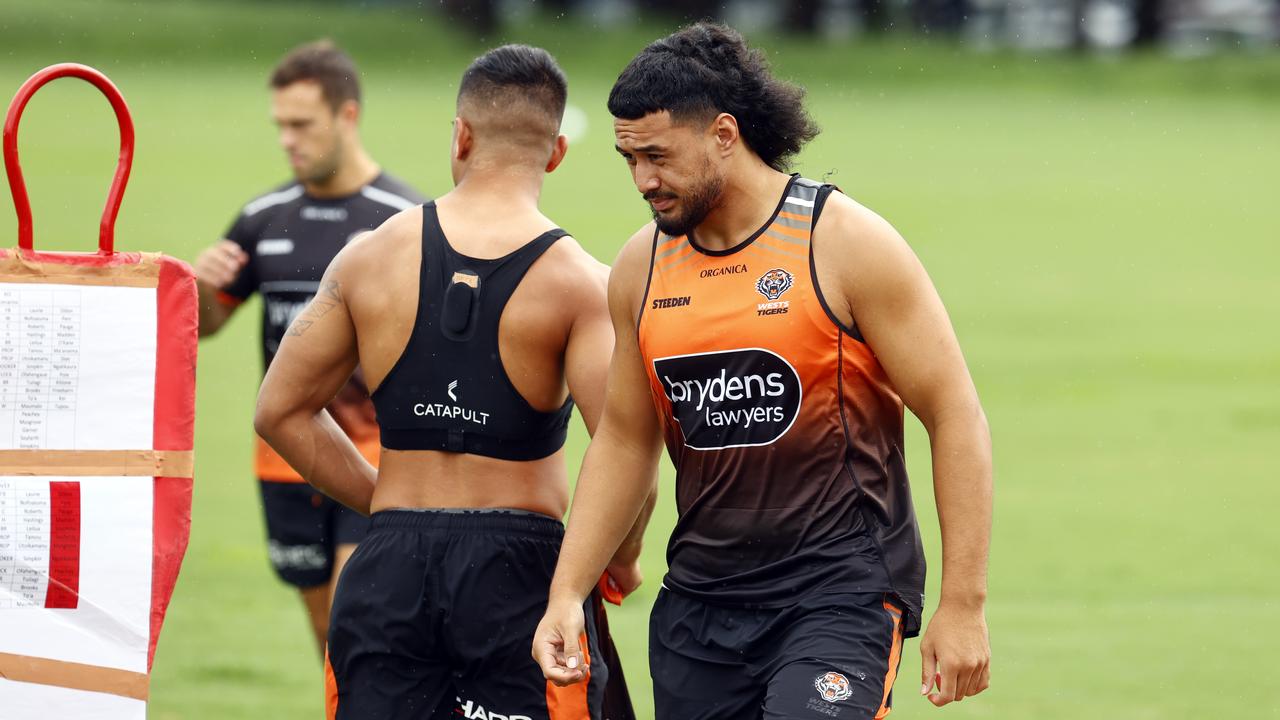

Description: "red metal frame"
3 63 135 255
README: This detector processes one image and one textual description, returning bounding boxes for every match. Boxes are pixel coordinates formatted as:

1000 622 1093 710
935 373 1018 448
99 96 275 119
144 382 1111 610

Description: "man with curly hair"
534 23 993 719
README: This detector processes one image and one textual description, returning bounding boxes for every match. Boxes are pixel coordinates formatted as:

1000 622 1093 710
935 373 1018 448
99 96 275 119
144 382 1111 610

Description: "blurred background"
1 0 1276 718
439 0 1280 54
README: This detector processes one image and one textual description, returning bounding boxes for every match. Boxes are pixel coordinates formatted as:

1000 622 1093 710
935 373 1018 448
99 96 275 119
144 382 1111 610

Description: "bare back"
339 198 611 518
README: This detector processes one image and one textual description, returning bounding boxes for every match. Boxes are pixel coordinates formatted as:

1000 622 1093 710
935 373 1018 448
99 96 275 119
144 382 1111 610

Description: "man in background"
192 40 426 656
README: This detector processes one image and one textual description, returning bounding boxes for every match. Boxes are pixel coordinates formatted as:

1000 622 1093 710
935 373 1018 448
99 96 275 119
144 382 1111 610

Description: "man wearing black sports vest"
255 45 649 719
191 41 426 657
534 23 993 719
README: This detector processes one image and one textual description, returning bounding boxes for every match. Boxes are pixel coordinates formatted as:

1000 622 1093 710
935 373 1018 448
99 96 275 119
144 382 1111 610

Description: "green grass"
1 0 1278 717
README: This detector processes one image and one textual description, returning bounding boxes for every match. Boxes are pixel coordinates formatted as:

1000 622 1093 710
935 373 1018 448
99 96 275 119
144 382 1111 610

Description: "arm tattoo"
286 319 314 337
321 280 342 302
285 280 343 337
308 300 336 319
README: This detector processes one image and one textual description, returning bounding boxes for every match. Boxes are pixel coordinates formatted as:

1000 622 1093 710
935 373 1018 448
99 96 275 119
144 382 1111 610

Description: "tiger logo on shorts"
756 268 794 301
814 671 853 703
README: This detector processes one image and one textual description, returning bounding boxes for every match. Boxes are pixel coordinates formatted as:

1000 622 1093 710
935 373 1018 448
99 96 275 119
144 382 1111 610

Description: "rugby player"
534 23 993 718
193 40 426 655
255 45 650 719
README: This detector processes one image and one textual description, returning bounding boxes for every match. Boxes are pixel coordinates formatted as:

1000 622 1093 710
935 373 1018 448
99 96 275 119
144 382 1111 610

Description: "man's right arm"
194 239 250 337
532 227 665 686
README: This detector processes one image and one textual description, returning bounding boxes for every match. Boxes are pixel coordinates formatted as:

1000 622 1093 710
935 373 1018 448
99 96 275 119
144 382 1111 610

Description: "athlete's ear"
545 134 569 174
338 99 360 128
710 113 739 158
452 117 473 162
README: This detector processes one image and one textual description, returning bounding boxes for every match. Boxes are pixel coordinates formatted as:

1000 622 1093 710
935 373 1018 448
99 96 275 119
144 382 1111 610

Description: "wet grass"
1 1 1277 717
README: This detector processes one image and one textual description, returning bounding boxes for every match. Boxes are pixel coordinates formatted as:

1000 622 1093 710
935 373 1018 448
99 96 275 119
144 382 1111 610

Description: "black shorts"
258 480 369 588
326 509 624 720
651 589 906 720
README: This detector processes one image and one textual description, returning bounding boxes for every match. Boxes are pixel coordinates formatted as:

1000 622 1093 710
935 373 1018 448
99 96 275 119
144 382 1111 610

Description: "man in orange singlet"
534 23 993 719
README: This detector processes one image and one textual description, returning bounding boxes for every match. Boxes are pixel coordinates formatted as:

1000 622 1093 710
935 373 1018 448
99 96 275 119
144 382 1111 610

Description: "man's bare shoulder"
814 190 932 318
608 222 659 291
815 190 906 256
329 205 423 286
599 222 659 322
535 234 609 314
533 223 655 319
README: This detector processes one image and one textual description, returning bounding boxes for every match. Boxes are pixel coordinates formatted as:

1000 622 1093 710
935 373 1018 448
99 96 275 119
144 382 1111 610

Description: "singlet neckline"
298 172 386 204
427 201 564 265
685 174 798 258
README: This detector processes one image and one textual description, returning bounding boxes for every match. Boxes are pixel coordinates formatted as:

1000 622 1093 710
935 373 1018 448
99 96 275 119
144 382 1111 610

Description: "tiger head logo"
756 268 794 301
814 671 853 703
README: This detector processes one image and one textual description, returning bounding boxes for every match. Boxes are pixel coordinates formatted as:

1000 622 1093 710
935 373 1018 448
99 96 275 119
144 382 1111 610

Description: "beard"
294 135 343 185
646 168 724 238
298 155 341 185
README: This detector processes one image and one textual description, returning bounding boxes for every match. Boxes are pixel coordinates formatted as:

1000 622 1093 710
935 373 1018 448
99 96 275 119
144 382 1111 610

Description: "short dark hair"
458 44 567 125
608 23 820 172
270 40 361 113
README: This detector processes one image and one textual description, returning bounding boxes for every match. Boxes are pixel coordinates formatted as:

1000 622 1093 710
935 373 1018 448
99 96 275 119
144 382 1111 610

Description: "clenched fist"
194 239 248 289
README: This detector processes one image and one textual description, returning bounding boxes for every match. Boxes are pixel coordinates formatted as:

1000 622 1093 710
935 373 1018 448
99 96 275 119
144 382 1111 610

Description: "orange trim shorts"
650 590 906 719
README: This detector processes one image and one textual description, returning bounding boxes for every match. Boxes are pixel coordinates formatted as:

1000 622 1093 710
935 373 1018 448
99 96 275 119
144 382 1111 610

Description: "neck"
449 162 547 208
691 159 791 251
303 142 379 198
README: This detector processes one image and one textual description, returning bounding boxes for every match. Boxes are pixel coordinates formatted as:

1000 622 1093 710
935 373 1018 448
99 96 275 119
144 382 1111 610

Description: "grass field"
1 1 1278 717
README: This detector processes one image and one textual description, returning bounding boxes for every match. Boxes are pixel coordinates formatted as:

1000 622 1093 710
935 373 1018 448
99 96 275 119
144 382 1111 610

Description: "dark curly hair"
607 23 819 172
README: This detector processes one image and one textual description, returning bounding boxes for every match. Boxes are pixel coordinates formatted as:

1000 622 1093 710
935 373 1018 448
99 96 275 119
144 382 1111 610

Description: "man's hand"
532 598 588 687
194 240 248 289
603 557 643 599
919 602 990 706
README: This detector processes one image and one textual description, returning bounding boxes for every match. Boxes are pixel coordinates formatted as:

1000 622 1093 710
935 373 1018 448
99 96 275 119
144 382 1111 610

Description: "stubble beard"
650 170 725 238
296 134 344 186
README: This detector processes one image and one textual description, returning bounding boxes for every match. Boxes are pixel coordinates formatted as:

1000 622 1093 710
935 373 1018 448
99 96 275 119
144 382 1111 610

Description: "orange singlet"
637 175 925 634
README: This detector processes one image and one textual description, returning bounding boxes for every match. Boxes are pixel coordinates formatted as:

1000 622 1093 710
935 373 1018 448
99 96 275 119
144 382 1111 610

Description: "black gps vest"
371 202 575 460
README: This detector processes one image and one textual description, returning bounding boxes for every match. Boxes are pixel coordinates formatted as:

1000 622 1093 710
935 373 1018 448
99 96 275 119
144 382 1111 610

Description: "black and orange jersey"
221 173 427 481
636 176 925 634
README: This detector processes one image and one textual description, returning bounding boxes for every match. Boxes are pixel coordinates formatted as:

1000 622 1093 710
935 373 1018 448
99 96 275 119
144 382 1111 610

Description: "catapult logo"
654 348 801 450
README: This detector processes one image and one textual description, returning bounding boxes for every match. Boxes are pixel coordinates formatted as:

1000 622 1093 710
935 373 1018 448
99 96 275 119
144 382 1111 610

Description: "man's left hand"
919 601 990 707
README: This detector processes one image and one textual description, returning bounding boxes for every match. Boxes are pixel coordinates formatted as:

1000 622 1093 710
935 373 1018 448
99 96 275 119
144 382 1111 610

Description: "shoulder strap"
420 201 445 286
481 227 568 289
805 181 863 342
636 226 662 330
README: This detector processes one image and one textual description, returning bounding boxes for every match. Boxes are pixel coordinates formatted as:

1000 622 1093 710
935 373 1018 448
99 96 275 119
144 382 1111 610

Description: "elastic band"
370 507 564 538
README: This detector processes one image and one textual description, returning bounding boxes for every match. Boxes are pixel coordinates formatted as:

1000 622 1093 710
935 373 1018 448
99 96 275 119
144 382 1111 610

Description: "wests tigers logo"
813 671 853 703
756 268 794 301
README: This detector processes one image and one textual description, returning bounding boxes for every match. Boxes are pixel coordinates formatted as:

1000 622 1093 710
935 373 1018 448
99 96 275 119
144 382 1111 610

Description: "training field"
2 1 1277 717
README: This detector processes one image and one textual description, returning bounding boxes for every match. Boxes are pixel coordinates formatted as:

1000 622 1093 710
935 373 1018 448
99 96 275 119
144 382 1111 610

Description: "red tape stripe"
44 480 80 609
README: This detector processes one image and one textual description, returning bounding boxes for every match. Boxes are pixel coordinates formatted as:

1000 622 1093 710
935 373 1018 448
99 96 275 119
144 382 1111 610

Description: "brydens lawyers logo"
814 671 854 703
653 348 802 450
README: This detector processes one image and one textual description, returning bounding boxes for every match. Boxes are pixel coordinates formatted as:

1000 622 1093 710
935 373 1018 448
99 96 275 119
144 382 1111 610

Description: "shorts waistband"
369 508 564 539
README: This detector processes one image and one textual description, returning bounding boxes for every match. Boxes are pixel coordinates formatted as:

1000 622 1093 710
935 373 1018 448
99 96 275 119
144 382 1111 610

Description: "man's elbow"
253 396 288 444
